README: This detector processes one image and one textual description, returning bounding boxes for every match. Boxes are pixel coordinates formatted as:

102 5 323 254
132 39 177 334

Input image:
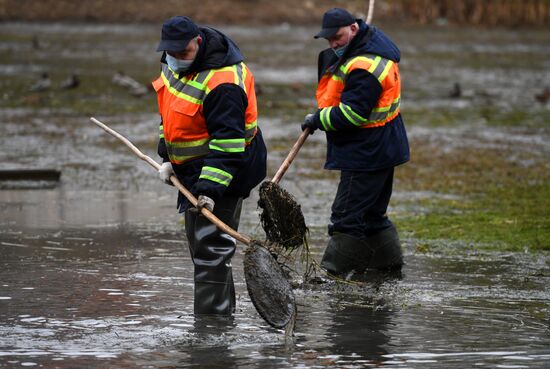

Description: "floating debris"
448 82 461 98
29 72 51 92
535 88 550 104
60 74 80 89
0 169 61 189
112 71 148 97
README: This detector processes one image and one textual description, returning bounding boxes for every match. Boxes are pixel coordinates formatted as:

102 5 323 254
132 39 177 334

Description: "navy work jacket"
316 20 410 171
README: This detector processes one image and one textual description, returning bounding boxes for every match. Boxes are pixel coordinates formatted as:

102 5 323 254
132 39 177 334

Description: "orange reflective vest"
316 54 401 130
152 62 258 165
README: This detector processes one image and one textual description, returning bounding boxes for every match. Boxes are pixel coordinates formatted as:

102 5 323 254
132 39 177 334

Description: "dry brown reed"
1 0 548 26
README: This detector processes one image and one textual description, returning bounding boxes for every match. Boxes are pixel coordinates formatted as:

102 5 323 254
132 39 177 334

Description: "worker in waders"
301 8 410 277
154 16 267 314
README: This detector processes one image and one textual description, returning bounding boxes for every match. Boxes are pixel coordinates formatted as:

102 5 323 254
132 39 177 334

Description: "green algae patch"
400 185 550 252
395 131 550 252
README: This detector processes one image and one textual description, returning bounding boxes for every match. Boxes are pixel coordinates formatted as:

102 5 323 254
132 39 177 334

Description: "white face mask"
166 53 194 73
332 28 353 58
333 44 348 58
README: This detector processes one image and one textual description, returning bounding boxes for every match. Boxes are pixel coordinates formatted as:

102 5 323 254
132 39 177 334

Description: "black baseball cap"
156 16 200 52
314 8 355 39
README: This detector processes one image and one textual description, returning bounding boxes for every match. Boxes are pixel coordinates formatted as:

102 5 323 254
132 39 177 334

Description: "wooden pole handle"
271 128 310 184
90 117 251 245
366 0 375 24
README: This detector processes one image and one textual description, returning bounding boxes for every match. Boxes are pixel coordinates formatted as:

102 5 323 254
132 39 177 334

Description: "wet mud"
1 21 549 368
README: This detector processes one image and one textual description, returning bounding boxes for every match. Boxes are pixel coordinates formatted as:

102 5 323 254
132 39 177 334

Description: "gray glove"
158 162 174 185
196 195 215 213
301 113 318 134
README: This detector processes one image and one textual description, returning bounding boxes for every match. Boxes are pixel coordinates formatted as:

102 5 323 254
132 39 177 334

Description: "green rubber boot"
363 224 404 271
320 233 373 276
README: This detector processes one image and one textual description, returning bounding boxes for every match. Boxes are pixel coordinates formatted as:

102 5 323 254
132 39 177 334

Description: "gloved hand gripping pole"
90 117 251 245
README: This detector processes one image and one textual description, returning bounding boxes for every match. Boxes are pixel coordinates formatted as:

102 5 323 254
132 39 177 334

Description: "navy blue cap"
156 16 200 52
314 8 355 39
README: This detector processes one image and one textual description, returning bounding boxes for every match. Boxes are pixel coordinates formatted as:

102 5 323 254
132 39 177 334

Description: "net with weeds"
258 181 308 251
244 241 297 330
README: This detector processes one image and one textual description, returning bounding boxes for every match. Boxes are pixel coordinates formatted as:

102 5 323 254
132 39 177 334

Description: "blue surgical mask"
333 44 348 58
166 53 194 74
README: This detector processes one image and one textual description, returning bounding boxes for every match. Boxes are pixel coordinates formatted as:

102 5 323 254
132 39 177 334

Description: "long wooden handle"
271 128 310 184
90 117 251 245
366 0 375 24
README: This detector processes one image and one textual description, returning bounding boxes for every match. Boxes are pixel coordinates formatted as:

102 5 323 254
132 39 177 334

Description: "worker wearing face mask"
301 8 410 277
153 16 267 315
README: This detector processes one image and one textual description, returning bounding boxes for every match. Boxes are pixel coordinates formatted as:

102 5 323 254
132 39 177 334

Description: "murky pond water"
1 22 549 368
1 190 549 368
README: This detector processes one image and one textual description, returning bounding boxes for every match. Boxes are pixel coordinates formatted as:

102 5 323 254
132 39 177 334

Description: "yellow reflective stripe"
338 98 401 128
199 166 233 186
367 55 382 74
241 63 248 93
366 56 392 83
164 64 202 89
209 65 234 87
377 60 393 84
373 96 400 113
217 66 234 72
199 70 215 84
233 63 245 90
167 138 209 148
159 125 164 139
162 64 208 100
338 102 366 126
194 70 211 84
341 58 355 74
245 120 257 142
339 55 392 84
209 138 245 153
202 69 218 95
165 138 210 162
161 72 202 105
341 56 375 73
367 96 400 123
198 63 250 96
245 120 257 131
320 107 335 131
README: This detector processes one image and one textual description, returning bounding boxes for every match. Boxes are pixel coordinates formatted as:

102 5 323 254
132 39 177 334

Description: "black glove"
301 113 318 134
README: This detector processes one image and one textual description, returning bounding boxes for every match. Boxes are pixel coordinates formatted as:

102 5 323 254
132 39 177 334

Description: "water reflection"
0 188 170 229
1 193 549 368
179 316 238 368
325 302 393 367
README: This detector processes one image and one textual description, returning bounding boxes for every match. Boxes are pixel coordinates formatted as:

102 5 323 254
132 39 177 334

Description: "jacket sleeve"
312 69 382 131
190 83 248 201
318 49 337 82
157 117 170 163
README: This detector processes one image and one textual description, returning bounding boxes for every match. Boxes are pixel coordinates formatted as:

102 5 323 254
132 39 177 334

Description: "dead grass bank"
1 0 549 26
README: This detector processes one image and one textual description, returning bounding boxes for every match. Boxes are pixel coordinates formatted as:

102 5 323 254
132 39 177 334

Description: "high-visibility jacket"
153 62 258 188
312 21 409 171
316 54 401 130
